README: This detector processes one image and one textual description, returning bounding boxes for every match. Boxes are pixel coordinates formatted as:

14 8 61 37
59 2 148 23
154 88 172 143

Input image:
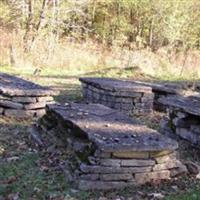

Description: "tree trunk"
23 0 34 52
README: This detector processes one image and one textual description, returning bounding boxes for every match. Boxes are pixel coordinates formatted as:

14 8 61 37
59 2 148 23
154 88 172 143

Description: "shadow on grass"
51 83 82 104
0 118 86 200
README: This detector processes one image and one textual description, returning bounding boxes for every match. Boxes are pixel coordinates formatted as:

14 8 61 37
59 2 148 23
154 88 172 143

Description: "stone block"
177 111 188 118
113 102 121 109
121 97 133 103
100 173 133 181
172 118 189 128
150 150 173 158
80 164 152 174
0 95 11 100
0 107 3 114
4 109 35 118
37 96 54 102
24 102 46 110
92 92 100 100
0 100 23 109
35 109 46 117
99 159 121 167
113 151 149 159
78 180 135 190
153 160 183 171
94 150 111 158
176 128 200 145
170 164 188 177
135 170 170 184
120 103 133 111
114 91 143 98
190 125 200 134
79 174 99 181
121 159 155 167
12 96 37 103
155 152 177 164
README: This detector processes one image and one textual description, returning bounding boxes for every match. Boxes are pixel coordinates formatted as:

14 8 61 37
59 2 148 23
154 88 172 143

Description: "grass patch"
165 188 200 200
0 153 69 199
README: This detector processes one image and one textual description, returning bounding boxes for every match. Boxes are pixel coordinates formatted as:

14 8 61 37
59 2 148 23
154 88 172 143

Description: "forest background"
1 0 200 80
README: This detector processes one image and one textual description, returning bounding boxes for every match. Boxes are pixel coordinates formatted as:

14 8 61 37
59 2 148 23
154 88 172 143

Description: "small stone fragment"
100 173 133 181
99 159 121 167
135 170 170 184
24 102 46 110
185 161 200 175
0 100 23 109
37 96 54 102
121 159 155 167
113 151 149 159
12 96 37 103
4 109 35 118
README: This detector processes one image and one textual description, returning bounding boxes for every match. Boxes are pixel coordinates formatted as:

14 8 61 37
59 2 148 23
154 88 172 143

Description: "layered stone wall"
35 103 187 190
132 81 187 111
79 78 154 114
0 73 58 118
159 95 200 146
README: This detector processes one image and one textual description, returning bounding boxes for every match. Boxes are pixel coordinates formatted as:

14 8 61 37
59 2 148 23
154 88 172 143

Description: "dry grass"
1 29 200 82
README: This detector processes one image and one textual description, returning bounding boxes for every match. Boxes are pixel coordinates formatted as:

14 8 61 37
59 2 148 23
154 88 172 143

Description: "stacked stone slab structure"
79 77 154 114
0 73 58 118
36 103 186 190
159 95 200 147
131 81 187 111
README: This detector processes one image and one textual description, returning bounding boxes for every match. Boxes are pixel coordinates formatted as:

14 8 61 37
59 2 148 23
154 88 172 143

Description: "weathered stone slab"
37 101 185 190
4 109 35 118
135 170 170 184
94 150 111 158
24 102 46 110
0 72 59 97
79 77 152 93
99 159 121 167
155 153 177 164
0 95 11 100
12 96 37 103
190 125 200 134
46 103 178 153
0 107 3 114
0 100 23 109
121 159 155 167
170 165 188 177
153 160 183 171
176 128 200 145
132 81 185 95
79 174 99 181
113 151 150 159
80 164 152 174
100 173 133 181
150 150 173 158
159 95 200 117
35 109 46 118
78 180 135 190
37 96 54 102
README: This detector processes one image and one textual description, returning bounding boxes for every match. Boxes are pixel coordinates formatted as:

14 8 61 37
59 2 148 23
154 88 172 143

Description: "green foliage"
1 0 200 51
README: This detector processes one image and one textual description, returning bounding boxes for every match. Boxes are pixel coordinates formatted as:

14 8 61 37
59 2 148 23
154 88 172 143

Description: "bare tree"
23 0 49 52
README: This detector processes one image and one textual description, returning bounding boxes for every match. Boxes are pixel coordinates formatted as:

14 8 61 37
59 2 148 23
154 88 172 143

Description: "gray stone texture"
160 95 200 146
79 77 154 114
0 73 58 119
35 102 186 190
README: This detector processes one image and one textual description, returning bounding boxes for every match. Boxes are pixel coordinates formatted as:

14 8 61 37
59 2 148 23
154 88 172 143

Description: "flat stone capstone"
159 95 200 146
0 73 59 118
79 77 154 114
36 102 186 190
